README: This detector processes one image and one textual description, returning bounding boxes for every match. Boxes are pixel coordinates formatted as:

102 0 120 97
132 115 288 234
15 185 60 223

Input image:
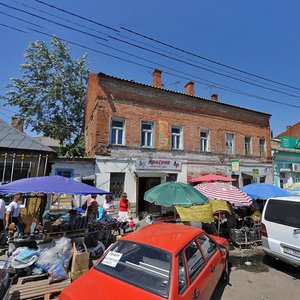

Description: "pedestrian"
5 193 23 233
82 194 99 222
0 195 5 234
118 192 130 221
102 195 115 217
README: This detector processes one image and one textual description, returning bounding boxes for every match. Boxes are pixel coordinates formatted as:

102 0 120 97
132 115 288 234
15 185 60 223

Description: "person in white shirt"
102 195 115 217
0 196 5 233
5 193 22 230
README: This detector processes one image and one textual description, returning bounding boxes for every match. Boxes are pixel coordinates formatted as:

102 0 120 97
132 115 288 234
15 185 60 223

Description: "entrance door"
138 177 161 216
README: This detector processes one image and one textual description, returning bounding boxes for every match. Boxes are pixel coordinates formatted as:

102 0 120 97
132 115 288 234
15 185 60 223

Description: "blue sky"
1 0 300 137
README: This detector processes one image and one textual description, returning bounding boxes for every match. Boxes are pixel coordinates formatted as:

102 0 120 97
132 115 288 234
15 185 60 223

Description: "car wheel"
220 259 229 283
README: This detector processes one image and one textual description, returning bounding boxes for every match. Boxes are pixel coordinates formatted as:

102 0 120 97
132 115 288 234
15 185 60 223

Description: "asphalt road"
212 246 300 300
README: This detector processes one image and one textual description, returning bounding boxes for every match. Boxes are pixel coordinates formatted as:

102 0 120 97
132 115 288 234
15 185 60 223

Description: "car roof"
121 222 203 254
267 196 300 202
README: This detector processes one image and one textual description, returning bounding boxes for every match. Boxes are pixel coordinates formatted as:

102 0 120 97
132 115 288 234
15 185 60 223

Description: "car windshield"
95 240 172 298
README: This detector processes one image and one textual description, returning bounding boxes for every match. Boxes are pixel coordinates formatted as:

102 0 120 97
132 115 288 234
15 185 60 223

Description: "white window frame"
200 129 209 152
226 133 234 154
259 138 266 157
141 121 154 148
171 126 183 150
110 118 125 145
245 136 252 155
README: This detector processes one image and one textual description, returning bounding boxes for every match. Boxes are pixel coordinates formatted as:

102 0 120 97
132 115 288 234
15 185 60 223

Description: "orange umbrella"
189 174 236 183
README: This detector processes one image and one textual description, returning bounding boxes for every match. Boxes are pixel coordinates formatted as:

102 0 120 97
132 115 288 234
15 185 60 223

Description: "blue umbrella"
0 175 111 195
241 183 291 200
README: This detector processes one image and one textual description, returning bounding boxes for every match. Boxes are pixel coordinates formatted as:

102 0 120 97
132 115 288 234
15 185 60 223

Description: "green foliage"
2 36 88 155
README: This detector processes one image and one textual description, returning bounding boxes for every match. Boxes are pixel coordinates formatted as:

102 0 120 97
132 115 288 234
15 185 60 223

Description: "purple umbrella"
0 175 110 195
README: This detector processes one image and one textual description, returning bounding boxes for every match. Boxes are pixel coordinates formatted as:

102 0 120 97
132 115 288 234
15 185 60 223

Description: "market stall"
0 176 120 299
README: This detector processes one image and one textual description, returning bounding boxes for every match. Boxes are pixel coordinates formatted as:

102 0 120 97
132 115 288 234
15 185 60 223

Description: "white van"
261 196 300 267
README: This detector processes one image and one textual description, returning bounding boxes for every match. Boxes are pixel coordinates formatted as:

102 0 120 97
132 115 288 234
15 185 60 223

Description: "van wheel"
221 259 229 283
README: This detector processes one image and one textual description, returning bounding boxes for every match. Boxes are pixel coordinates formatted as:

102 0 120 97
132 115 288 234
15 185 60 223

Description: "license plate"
283 247 300 258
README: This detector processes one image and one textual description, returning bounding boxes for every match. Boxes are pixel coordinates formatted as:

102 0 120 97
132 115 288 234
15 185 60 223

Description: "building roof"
33 136 61 148
97 72 271 117
0 119 55 153
275 122 300 139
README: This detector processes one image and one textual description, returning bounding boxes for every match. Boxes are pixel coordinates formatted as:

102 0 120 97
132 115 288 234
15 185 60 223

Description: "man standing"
5 193 22 230
0 195 5 234
82 194 99 222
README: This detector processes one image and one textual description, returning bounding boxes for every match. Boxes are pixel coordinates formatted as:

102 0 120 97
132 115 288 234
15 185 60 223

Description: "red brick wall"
85 73 271 160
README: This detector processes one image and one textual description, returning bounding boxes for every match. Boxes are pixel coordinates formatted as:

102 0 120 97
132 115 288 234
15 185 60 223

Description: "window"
178 253 187 294
265 199 300 228
110 173 125 199
198 235 217 260
259 138 266 157
200 130 209 152
226 133 234 154
245 136 252 155
184 241 205 282
141 122 154 147
96 241 172 298
111 119 125 145
171 126 182 150
55 168 73 178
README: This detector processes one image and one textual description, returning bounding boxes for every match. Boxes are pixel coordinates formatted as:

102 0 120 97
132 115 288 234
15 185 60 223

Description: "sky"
1 0 300 137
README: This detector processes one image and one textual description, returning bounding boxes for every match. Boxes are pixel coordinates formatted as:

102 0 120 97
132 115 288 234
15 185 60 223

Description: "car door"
177 240 213 300
197 234 224 295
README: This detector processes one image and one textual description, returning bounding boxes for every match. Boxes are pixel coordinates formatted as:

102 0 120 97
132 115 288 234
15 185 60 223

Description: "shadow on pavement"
263 255 300 280
211 261 233 300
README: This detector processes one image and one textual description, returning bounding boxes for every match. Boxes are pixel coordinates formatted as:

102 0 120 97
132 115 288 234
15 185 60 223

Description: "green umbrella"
144 182 209 207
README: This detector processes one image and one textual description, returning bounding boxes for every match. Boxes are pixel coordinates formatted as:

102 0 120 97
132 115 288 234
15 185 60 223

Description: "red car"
60 223 229 300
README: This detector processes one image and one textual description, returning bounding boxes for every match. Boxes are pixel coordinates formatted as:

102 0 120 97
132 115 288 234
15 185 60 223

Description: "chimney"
11 116 23 132
152 69 162 88
184 81 195 96
211 94 218 102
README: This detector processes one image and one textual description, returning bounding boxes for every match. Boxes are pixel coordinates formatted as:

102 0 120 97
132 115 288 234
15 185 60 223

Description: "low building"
272 124 300 188
85 70 272 217
0 117 55 183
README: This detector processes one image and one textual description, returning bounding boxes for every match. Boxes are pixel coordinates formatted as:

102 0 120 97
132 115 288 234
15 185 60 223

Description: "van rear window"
265 199 300 228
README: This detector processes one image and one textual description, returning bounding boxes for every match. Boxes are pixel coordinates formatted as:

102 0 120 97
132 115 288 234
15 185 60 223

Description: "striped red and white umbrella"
194 182 252 206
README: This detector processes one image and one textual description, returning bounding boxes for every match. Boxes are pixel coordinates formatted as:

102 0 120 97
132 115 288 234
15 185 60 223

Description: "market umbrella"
0 175 111 195
175 199 231 223
194 182 252 206
241 183 291 200
144 182 208 207
189 174 236 183
287 182 300 195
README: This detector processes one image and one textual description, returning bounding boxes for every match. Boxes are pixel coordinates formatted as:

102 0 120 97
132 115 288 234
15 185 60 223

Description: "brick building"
85 70 272 217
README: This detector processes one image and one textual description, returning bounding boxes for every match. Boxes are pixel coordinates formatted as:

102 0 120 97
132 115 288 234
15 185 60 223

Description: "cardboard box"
70 242 90 281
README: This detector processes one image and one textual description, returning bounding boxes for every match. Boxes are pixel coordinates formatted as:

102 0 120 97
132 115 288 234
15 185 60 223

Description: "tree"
2 36 88 156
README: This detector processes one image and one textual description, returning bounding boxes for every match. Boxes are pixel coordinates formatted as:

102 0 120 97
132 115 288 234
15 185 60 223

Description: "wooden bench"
9 274 70 300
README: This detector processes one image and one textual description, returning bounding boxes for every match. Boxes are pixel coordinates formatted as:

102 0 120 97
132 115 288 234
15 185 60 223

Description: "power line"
0 22 26 33
0 11 44 28
0 2 107 41
27 28 300 110
108 34 300 98
21 0 300 96
2 13 300 110
121 27 300 92
11 0 105 35
33 0 119 33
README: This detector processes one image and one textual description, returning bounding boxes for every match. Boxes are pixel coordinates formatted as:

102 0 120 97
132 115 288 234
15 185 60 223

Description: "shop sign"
136 159 182 170
281 136 300 150
252 168 259 176
231 159 240 172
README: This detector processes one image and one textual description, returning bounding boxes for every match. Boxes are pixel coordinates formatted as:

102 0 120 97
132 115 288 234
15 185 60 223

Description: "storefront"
95 157 186 217
273 136 300 188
